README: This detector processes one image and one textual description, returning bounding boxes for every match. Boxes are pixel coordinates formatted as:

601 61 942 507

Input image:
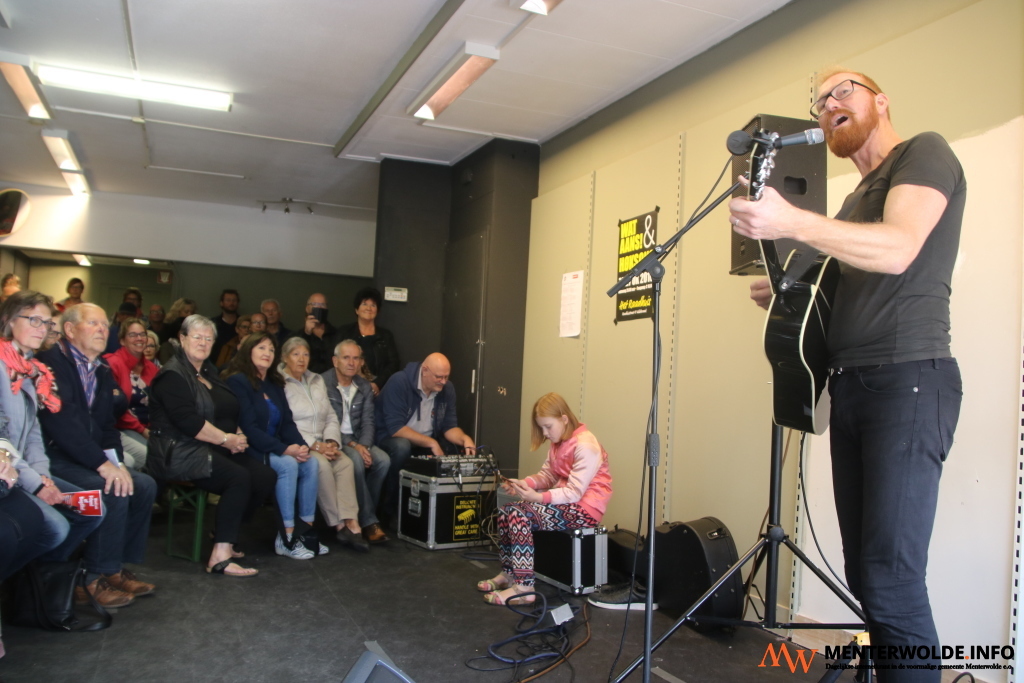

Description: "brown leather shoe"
105 569 155 597
74 577 135 609
362 523 389 545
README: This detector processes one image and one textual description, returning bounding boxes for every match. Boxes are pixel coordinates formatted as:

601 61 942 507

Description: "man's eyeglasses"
17 315 56 330
188 333 214 343
810 79 877 119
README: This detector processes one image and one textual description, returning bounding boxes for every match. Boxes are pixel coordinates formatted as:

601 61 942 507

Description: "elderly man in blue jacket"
375 353 475 519
38 303 157 609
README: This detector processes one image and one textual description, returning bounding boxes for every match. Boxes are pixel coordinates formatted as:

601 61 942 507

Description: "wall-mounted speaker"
729 114 826 276
0 189 31 237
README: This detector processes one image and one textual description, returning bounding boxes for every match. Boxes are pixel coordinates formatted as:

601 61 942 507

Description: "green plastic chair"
166 482 208 562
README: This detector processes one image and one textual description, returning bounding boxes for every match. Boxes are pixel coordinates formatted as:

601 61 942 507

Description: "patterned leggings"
497 501 598 587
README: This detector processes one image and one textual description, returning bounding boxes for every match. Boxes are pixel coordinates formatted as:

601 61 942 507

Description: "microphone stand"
606 180 742 683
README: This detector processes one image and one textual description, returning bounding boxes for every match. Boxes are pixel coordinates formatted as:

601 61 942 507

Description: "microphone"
726 127 825 155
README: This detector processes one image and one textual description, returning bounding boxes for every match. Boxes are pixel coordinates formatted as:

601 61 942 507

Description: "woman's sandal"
483 586 536 606
477 575 512 593
206 560 258 577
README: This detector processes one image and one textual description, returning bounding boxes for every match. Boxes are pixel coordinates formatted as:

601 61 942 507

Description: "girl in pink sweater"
477 392 612 605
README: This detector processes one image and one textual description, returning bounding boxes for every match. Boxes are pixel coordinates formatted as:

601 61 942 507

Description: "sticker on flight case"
453 495 482 540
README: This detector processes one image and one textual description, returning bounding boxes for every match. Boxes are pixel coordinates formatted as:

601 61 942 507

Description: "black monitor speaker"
729 114 827 276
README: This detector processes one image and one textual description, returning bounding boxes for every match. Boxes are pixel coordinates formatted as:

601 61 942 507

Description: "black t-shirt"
827 132 966 367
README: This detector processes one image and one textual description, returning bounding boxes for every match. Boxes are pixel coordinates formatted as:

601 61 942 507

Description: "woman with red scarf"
104 318 159 471
0 291 103 571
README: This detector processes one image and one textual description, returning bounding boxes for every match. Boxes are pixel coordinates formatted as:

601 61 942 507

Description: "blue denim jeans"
29 476 104 562
268 453 318 528
829 358 962 683
340 435 389 527
47 458 157 577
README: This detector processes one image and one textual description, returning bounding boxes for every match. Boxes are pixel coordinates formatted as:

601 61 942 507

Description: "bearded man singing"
729 69 966 683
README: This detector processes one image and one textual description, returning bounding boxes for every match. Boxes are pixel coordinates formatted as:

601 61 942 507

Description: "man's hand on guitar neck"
729 183 799 242
749 278 772 310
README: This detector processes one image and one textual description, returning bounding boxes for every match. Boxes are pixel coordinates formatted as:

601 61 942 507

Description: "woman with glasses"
104 318 159 471
225 333 324 560
0 291 104 574
54 277 85 313
148 315 270 577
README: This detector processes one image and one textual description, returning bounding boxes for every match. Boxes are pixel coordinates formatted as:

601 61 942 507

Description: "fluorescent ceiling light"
407 43 498 121
0 61 52 119
146 165 245 179
36 64 233 112
61 170 90 196
41 129 82 171
519 0 563 15
133 259 150 265
72 254 92 267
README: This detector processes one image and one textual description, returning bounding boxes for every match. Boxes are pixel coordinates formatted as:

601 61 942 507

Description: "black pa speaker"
729 114 827 276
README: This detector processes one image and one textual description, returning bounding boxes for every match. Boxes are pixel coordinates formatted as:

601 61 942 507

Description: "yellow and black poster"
615 208 658 322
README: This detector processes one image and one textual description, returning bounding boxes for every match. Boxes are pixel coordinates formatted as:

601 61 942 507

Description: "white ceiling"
0 0 790 220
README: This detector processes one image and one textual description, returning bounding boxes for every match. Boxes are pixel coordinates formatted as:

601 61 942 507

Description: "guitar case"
652 517 743 624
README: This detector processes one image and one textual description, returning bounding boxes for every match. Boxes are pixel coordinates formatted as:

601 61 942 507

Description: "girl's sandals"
483 585 536 606
476 575 512 593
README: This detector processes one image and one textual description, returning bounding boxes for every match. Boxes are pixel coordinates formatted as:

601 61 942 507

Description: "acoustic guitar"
746 132 840 435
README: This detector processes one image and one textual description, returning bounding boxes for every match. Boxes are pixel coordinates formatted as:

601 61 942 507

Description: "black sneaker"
588 582 657 611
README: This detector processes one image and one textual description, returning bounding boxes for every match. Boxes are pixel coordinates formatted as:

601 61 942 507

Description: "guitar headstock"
747 130 780 202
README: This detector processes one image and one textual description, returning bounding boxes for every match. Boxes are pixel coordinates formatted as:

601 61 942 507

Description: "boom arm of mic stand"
607 180 743 298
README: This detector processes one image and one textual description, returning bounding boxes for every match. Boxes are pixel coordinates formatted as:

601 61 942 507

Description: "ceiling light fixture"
36 64 233 112
72 253 92 267
517 0 563 15
284 204 290 214
133 259 150 265
145 165 245 179
262 204 267 213
0 60 52 119
406 42 499 121
307 206 313 215
40 129 82 171
61 169 90 196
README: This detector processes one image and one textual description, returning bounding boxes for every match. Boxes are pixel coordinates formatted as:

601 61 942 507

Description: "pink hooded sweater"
523 423 613 522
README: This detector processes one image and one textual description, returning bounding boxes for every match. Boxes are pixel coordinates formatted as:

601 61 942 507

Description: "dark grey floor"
0 506 838 683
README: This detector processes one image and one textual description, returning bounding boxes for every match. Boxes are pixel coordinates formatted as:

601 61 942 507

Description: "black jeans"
829 358 962 683
189 451 277 545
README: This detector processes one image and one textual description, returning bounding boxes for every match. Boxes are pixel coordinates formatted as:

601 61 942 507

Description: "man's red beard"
822 105 878 158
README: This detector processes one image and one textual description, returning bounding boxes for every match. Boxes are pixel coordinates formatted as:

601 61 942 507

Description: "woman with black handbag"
149 314 274 577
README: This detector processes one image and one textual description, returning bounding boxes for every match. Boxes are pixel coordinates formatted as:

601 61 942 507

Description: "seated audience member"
37 303 158 608
0 292 103 566
0 456 48 581
147 304 165 338
335 287 399 395
215 314 251 368
105 318 158 471
322 340 389 544
296 293 337 374
54 277 85 312
225 333 324 559
478 393 613 605
121 287 145 322
160 297 197 344
211 289 241 362
260 299 290 347
149 314 270 577
104 302 137 355
0 274 20 303
144 330 161 368
249 312 267 336
280 337 367 551
375 353 475 516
